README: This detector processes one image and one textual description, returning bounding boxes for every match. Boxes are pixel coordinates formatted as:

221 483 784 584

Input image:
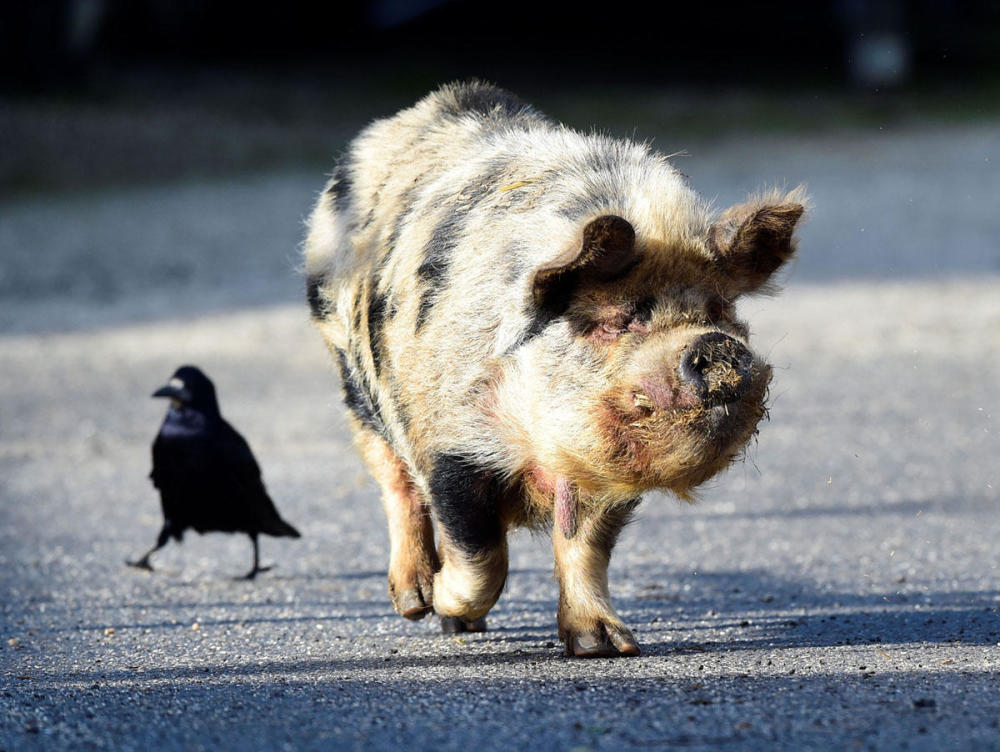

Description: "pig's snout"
679 333 754 407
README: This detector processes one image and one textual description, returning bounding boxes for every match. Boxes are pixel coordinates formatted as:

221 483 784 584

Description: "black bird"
127 365 300 579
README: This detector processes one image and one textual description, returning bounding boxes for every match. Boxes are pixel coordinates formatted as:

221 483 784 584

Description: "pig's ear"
532 215 638 308
709 190 807 295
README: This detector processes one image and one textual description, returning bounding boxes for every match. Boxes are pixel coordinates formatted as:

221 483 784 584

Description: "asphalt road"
1 118 999 751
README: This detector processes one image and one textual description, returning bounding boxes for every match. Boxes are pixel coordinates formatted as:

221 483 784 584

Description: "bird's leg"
239 534 273 580
125 523 172 571
125 545 159 571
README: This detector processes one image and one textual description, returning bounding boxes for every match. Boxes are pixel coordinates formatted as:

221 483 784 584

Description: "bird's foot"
125 557 154 572
236 565 273 581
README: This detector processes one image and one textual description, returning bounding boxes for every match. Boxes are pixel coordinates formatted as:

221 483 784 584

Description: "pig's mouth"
701 374 770 439
627 332 761 414
628 366 769 440
599 351 772 494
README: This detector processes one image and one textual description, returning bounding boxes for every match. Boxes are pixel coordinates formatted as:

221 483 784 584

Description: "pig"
304 81 806 657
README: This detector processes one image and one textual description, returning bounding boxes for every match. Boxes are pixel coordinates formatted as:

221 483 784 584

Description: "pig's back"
304 81 698 475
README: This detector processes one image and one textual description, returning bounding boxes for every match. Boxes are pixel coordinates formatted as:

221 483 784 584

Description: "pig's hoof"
563 627 640 658
440 615 488 634
397 589 433 620
390 574 434 620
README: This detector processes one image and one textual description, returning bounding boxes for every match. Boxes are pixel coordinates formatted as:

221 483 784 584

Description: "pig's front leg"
357 429 439 620
429 454 509 630
554 481 641 657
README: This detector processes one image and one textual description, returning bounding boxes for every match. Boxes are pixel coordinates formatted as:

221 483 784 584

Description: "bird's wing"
149 428 198 525
217 420 273 511
217 420 298 536
217 420 263 481
150 433 166 489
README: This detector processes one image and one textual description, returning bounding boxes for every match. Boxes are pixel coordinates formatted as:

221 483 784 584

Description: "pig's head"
512 189 806 502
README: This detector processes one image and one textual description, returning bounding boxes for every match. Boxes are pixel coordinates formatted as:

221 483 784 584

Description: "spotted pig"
304 81 807 657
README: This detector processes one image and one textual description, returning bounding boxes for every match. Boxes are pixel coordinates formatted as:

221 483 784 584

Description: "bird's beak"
152 385 192 402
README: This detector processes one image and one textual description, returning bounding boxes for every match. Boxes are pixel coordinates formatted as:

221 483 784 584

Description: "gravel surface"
1 119 998 751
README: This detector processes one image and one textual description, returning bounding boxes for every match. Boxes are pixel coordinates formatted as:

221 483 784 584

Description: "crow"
127 365 300 579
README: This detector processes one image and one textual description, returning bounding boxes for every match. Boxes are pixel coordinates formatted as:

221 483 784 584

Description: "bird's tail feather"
271 518 301 538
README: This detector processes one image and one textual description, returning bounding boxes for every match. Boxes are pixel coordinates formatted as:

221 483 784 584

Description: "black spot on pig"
336 349 386 440
367 282 390 377
439 82 535 121
389 381 412 439
326 162 353 214
306 273 327 320
429 453 504 554
415 209 464 331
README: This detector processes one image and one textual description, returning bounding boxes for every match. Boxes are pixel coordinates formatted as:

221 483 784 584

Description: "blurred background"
4 0 1000 189
3 0 1000 333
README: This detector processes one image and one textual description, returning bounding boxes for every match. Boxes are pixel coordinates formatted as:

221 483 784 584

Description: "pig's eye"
706 298 726 323
632 296 656 325
587 319 628 343
587 299 655 343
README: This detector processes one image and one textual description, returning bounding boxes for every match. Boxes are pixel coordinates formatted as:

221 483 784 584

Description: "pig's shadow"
607 566 1000 653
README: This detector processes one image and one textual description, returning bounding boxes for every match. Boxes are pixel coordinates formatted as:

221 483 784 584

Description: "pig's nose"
679 333 754 406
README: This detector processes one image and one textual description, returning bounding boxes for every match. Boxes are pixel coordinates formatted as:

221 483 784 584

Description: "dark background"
3 0 1000 195
5 0 1000 88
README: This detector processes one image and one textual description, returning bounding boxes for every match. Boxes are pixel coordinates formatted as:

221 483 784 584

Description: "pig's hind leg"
428 454 509 630
357 429 439 620
553 497 641 657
